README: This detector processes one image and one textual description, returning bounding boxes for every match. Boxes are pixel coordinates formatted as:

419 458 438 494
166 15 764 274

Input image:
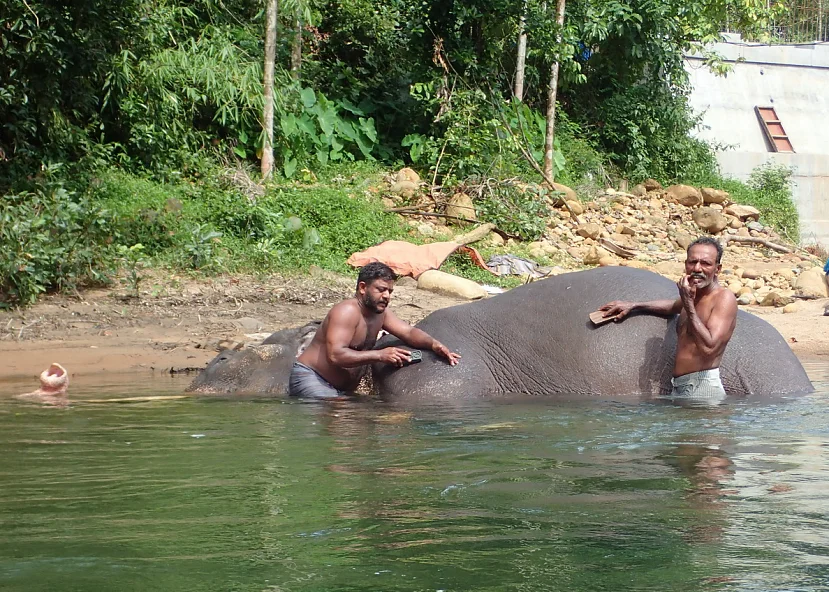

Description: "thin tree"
514 0 528 101
542 0 566 181
261 0 279 178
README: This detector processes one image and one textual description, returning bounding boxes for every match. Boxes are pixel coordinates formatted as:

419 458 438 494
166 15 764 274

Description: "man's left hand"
432 342 461 366
677 275 696 308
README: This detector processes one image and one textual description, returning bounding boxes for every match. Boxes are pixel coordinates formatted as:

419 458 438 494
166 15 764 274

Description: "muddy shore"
1 269 826 389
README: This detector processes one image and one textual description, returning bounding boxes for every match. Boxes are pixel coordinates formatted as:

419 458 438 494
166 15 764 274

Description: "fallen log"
721 235 795 254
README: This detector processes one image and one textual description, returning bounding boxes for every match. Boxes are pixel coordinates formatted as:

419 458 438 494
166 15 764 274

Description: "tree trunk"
290 15 302 80
542 0 566 182
261 0 278 179
514 0 528 101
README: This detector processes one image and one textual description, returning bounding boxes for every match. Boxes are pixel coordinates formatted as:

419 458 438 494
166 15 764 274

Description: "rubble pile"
384 170 827 306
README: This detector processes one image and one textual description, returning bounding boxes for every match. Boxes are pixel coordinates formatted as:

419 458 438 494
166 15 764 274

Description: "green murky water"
1 362 828 592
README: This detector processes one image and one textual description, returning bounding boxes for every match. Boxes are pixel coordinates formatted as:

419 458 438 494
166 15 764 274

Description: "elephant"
186 267 814 401
186 321 319 394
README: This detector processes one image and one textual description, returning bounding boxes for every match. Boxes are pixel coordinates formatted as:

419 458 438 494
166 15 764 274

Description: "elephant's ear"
296 329 317 357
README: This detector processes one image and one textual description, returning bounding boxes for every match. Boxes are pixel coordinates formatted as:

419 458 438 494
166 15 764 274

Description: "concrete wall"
685 35 829 244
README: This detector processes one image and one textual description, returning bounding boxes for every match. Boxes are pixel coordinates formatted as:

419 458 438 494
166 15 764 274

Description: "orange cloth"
347 240 489 278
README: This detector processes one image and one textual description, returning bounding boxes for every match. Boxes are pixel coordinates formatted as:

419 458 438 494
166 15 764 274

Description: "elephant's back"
413 267 812 398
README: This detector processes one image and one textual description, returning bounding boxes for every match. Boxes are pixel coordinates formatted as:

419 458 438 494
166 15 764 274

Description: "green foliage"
87 165 407 275
684 161 799 242
118 243 148 298
473 180 551 241
718 163 799 243
278 88 378 177
594 86 718 182
404 87 566 183
0 172 116 307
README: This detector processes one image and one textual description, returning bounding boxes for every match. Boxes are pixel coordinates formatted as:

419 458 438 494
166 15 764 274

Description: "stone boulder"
692 207 728 233
576 223 603 240
760 292 792 307
583 245 611 265
445 193 477 223
643 178 663 191
549 182 578 205
701 187 729 204
794 267 829 299
390 180 418 199
725 204 761 221
631 184 647 197
672 231 694 250
565 200 584 215
417 270 487 300
396 167 420 183
666 184 703 207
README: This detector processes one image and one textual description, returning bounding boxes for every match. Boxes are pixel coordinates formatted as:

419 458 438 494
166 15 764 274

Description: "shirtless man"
599 237 737 406
288 262 461 399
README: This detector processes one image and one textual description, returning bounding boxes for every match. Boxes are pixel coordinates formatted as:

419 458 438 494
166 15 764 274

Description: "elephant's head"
186 321 320 394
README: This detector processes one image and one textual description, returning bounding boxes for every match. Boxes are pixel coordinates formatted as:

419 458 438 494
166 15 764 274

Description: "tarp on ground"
347 240 489 278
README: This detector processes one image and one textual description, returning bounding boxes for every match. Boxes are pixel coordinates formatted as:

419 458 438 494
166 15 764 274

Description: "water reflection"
0 361 827 591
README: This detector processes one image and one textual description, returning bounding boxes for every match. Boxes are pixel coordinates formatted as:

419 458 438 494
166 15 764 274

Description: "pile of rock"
383 170 827 305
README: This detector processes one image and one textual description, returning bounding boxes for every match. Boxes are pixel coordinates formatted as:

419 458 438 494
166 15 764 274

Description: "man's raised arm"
599 298 682 322
678 281 737 357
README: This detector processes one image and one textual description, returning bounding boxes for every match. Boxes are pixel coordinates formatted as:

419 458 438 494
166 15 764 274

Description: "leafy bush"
714 163 799 242
473 180 551 241
1 174 117 307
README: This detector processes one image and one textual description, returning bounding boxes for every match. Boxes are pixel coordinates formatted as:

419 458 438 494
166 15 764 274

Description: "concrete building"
685 34 829 245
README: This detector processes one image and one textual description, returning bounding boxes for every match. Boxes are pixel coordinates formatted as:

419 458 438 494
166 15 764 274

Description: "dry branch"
385 207 521 240
721 235 795 253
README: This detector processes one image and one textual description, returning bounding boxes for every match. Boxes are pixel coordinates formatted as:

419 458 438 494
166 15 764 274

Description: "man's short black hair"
357 262 397 288
688 236 723 264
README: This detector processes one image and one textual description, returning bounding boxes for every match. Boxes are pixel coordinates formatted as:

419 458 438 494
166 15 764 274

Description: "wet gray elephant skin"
373 267 813 401
186 322 320 394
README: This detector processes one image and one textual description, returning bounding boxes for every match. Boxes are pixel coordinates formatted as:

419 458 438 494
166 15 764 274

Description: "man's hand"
432 341 461 366
677 275 697 309
598 301 635 322
376 347 413 367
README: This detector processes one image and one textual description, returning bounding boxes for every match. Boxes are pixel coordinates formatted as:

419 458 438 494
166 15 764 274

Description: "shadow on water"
0 361 827 591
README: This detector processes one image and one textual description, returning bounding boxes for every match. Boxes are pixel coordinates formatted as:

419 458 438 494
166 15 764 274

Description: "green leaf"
358 117 377 143
317 108 337 138
300 87 316 109
316 149 329 166
280 114 298 137
283 157 298 178
337 98 365 115
234 146 247 158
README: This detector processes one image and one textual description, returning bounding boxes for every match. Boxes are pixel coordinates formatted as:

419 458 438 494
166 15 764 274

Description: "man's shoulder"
328 298 362 321
710 285 738 308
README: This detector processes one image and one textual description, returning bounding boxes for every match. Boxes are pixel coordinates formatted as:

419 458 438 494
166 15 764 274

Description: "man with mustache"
599 237 737 406
289 262 461 399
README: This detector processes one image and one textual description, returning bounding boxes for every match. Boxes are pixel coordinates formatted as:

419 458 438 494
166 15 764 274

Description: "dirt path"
1 269 826 389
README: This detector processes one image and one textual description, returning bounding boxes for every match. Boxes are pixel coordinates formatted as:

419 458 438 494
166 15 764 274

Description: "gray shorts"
663 368 727 408
288 362 347 399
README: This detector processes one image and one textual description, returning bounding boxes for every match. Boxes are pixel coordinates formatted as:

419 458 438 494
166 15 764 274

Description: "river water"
1 361 828 592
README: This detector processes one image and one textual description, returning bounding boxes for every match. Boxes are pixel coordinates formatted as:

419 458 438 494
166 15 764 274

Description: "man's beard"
690 272 710 288
362 294 388 313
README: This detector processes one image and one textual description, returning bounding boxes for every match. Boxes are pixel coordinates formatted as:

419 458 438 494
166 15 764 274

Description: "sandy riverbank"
0 270 826 390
